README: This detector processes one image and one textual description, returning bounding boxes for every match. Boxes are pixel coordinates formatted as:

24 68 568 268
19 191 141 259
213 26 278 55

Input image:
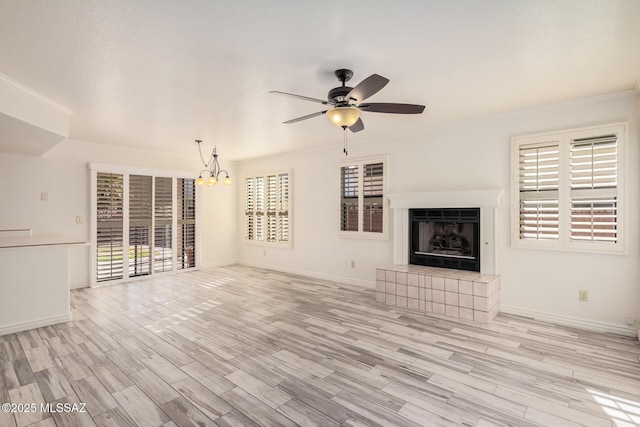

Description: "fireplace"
409 208 480 272
388 190 503 274
383 190 504 323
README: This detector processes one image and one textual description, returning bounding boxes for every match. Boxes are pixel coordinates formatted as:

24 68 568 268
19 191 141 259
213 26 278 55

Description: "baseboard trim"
500 305 637 338
237 261 375 288
0 313 73 336
70 281 90 290
202 259 239 269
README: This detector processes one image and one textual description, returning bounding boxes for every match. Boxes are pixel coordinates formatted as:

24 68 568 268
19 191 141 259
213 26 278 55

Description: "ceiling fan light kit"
327 106 361 128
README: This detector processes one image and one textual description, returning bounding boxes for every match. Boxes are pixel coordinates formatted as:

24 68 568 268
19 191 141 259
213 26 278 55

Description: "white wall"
237 147 393 286
238 91 639 332
0 138 237 287
1 91 635 333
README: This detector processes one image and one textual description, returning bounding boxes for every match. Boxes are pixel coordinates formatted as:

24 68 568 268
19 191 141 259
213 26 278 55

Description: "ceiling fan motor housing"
329 69 355 105
328 86 354 105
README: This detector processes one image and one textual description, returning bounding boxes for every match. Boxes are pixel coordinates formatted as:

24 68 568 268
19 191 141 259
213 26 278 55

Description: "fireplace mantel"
388 189 504 274
388 189 503 209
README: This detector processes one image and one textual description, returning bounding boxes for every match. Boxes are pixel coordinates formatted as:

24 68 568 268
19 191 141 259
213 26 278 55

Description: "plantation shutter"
255 177 265 241
96 173 124 282
245 177 255 240
278 173 289 242
154 177 173 272
518 141 560 240
266 175 277 242
244 171 291 245
363 162 384 233
129 175 153 277
341 165 359 231
177 178 196 269
569 134 618 243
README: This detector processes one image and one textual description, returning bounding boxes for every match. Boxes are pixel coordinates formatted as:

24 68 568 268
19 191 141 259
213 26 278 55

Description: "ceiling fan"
270 69 425 133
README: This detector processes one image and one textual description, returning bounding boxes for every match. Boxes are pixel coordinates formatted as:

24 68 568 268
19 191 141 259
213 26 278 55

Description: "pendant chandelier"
194 140 232 186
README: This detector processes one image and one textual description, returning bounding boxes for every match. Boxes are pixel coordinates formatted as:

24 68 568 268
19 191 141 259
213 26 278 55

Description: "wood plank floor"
1 265 639 426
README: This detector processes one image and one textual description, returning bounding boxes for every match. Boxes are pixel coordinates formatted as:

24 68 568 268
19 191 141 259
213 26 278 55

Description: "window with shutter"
177 178 196 269
266 175 277 243
96 173 124 282
92 166 200 285
363 162 384 233
341 165 359 232
245 177 255 240
244 171 291 246
154 176 173 273
339 157 387 238
511 123 626 253
569 134 618 243
255 177 265 241
518 142 560 240
129 175 153 277
278 173 289 243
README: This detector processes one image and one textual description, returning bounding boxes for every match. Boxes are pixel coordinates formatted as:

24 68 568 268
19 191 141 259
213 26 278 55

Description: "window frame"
90 163 202 287
511 123 627 254
177 177 197 270
128 174 153 278
243 169 292 248
153 176 174 273
338 155 389 240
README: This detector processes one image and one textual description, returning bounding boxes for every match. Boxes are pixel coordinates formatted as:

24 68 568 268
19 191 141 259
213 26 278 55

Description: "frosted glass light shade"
326 106 361 128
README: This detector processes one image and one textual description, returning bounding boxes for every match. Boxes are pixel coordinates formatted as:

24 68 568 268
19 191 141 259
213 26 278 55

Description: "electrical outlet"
40 192 48 202
578 290 588 302
627 317 635 326
75 216 83 224
350 260 356 268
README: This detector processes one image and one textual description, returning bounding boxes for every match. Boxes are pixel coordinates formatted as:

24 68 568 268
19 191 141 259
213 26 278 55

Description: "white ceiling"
1 0 639 160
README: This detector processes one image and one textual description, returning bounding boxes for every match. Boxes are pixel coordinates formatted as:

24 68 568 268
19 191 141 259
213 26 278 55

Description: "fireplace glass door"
410 208 480 271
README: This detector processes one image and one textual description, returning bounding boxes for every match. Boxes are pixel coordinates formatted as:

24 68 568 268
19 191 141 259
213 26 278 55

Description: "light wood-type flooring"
1 265 639 426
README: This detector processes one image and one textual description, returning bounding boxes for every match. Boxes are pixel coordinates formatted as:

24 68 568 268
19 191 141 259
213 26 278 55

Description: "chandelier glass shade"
326 106 361 128
195 140 232 186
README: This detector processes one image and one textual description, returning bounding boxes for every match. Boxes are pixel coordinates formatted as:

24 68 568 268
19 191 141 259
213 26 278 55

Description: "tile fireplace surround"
383 189 504 323
376 265 501 323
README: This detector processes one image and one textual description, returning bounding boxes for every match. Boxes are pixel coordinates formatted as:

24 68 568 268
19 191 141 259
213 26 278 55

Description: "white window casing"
154 176 173 273
339 156 388 240
96 172 124 282
177 178 197 269
128 174 153 278
90 163 201 287
244 170 292 248
511 123 627 254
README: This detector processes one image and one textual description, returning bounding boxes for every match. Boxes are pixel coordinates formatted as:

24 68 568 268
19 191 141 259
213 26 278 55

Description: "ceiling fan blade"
283 110 327 124
349 117 364 133
359 103 425 114
346 74 389 103
269 91 330 105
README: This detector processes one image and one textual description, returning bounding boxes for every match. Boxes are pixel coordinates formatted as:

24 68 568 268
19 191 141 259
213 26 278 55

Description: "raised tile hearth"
375 264 500 323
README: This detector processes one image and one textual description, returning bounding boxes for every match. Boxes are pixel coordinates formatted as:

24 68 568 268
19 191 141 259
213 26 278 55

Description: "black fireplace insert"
409 208 480 272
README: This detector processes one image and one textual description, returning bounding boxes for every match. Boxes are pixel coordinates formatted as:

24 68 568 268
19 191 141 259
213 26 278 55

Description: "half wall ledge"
375 265 500 324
